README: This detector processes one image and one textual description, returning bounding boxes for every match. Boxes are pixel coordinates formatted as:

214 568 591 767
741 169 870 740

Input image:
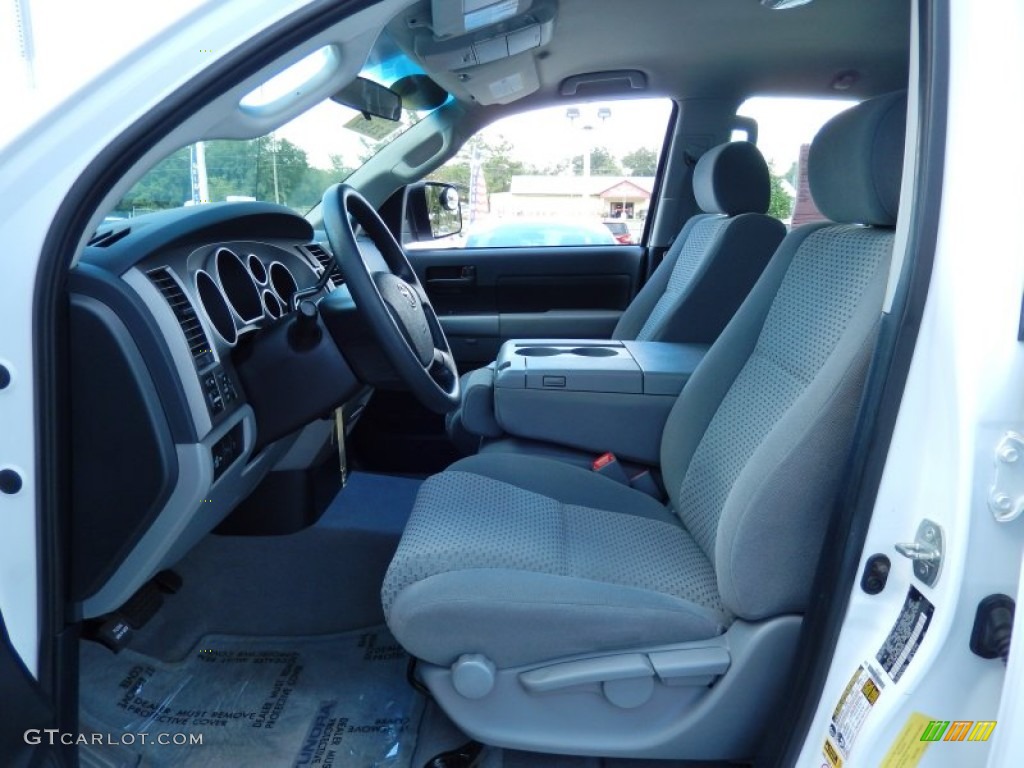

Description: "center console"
481 339 708 464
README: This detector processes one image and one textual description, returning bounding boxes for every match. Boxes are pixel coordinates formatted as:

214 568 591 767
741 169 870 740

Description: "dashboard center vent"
148 268 215 370
87 227 131 248
305 243 343 284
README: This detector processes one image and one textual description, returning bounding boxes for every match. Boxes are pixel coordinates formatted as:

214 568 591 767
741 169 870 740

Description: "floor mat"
80 627 424 768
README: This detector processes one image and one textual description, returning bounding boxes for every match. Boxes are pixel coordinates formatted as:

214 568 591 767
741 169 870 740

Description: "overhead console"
491 340 708 464
403 0 557 104
429 0 536 39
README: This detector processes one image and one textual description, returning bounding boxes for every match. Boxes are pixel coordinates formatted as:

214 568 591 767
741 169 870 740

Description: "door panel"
409 244 643 368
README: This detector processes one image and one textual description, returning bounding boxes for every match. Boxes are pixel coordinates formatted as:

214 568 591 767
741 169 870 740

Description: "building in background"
489 175 655 221
791 143 829 228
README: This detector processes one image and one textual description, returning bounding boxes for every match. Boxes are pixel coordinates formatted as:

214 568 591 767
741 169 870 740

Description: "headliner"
388 0 910 109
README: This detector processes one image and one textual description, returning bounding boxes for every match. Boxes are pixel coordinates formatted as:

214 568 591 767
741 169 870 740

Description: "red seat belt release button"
592 452 630 484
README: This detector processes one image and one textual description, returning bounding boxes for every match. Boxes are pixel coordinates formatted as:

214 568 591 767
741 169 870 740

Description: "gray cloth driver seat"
382 92 908 760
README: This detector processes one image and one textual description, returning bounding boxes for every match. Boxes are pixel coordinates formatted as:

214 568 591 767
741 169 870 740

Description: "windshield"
111 33 443 220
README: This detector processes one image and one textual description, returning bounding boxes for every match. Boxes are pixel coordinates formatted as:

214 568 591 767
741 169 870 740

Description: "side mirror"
405 182 463 241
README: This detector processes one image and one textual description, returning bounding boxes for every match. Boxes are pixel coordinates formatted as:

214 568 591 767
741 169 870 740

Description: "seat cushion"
382 456 731 668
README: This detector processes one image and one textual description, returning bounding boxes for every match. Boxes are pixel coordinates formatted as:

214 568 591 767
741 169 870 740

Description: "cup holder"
516 345 620 358
516 347 562 356
569 347 617 357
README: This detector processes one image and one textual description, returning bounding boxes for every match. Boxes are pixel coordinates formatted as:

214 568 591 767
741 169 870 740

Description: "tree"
202 136 311 206
119 137 324 213
783 160 798 187
428 162 470 188
767 171 793 221
569 145 621 176
289 167 336 212
426 135 531 194
622 147 658 176
328 153 354 179
480 137 528 193
119 147 192 212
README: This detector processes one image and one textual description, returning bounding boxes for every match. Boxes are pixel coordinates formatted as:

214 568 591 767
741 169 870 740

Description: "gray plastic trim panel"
79 406 295 618
420 616 802 760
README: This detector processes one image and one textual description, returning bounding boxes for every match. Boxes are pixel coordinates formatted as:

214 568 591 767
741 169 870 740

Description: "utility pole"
271 136 281 204
14 0 36 89
190 142 209 205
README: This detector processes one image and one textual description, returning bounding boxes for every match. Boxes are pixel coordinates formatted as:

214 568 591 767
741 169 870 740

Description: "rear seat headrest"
809 91 907 227
693 141 771 216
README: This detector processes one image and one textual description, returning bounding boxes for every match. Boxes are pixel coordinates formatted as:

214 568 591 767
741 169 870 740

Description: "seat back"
660 92 907 621
613 141 786 343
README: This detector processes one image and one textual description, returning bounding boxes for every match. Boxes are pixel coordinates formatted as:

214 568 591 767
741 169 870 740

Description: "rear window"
734 97 857 226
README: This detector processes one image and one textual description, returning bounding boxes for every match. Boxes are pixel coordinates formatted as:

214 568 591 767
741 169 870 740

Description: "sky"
466 97 855 176
1 0 855 178
0 0 207 144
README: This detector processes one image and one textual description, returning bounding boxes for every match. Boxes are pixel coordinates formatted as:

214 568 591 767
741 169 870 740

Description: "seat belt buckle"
628 468 663 499
592 452 631 485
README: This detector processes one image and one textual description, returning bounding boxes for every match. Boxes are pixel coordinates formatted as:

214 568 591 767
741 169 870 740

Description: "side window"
734 97 857 226
415 98 672 249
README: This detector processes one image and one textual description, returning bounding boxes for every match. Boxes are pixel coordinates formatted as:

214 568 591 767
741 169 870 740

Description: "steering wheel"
321 183 460 414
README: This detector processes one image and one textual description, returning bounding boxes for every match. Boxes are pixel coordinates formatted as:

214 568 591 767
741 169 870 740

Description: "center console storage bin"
493 340 707 464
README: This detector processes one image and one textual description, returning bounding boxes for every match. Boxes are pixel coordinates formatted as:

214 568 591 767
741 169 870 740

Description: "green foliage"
767 171 793 221
570 145 621 176
118 137 351 214
119 147 191 214
428 162 470 189
426 135 530 194
622 146 658 176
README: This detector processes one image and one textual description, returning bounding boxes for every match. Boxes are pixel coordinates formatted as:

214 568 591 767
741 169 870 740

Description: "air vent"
148 268 215 370
87 227 131 248
305 243 342 283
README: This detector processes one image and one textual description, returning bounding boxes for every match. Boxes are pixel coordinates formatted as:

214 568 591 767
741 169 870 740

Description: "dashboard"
69 202 359 619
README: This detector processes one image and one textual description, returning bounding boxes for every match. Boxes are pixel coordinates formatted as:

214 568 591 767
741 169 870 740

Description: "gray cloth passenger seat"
380 93 908 760
449 141 786 443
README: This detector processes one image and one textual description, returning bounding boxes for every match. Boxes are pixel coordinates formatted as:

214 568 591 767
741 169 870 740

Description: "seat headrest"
809 91 907 226
693 141 771 216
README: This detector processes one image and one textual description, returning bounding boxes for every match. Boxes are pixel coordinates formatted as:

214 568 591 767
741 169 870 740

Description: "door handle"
426 265 476 288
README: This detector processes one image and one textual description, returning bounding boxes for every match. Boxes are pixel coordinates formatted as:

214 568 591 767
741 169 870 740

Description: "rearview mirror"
405 182 463 241
330 77 402 121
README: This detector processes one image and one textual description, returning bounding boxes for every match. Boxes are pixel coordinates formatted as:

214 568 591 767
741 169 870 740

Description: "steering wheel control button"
0 468 23 495
451 654 496 699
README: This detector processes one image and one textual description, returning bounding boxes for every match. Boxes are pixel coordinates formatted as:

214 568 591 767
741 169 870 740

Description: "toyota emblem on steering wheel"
396 283 418 308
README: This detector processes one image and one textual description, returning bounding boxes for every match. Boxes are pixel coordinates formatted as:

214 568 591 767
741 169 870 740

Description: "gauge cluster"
192 243 319 347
